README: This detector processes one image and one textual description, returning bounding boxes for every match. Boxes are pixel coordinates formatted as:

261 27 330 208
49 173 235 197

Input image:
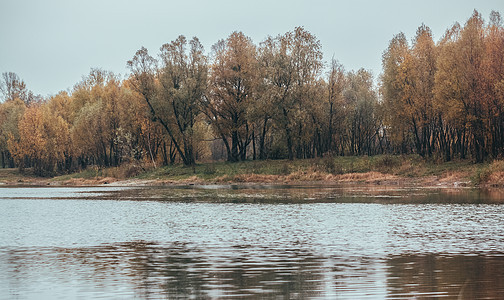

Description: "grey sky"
0 0 502 97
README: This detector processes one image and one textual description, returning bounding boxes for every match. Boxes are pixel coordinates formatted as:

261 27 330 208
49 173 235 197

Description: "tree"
326 59 346 154
409 25 437 157
0 99 26 168
9 104 71 176
158 36 208 165
482 11 504 158
128 37 208 166
382 26 438 158
343 69 379 156
0 72 40 106
381 32 411 153
205 32 258 162
260 27 323 160
435 11 486 162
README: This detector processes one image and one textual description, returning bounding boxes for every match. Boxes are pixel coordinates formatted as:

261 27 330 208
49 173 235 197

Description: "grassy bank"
2 155 503 187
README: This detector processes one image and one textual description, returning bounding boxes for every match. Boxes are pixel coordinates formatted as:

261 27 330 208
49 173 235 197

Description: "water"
1 185 503 299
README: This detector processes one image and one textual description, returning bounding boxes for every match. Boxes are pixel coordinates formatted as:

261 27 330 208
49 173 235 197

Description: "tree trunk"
283 108 294 160
230 130 239 162
259 116 269 160
252 129 256 160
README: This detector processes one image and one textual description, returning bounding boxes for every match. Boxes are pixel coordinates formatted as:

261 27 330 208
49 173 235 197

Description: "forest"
0 10 503 176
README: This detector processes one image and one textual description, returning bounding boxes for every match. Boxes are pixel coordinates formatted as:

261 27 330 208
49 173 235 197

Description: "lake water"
1 185 503 299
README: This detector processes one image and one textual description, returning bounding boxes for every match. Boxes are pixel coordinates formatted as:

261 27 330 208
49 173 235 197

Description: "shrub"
374 155 400 173
317 155 343 175
203 164 217 175
475 160 504 185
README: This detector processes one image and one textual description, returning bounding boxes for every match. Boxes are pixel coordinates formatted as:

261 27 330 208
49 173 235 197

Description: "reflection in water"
1 185 504 299
98 184 504 204
0 242 327 299
387 254 504 299
1 242 504 299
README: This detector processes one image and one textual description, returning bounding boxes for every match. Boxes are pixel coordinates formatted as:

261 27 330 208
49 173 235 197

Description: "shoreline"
0 170 476 189
2 156 504 189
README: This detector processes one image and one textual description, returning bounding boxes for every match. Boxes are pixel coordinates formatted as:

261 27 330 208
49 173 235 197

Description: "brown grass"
332 171 398 183
486 172 504 186
438 171 471 183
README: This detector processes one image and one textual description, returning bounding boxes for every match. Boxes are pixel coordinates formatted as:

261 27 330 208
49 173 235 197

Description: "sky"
0 0 502 98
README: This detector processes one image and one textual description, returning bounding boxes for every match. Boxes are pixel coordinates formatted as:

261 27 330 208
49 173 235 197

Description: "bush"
278 163 290 175
103 163 145 179
203 164 217 175
317 155 343 175
374 155 400 173
474 160 504 185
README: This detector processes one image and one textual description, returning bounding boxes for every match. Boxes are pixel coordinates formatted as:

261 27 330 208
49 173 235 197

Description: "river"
1 185 503 299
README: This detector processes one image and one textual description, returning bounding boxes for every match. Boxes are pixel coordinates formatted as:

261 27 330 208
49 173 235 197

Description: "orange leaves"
8 104 71 175
382 10 504 161
12 106 45 162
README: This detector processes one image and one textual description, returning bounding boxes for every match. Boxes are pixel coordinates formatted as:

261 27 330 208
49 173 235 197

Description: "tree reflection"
105 185 504 204
3 243 504 298
387 254 504 298
1 242 325 298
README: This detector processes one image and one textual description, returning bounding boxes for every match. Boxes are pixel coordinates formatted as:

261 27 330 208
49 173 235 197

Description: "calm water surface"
1 185 503 299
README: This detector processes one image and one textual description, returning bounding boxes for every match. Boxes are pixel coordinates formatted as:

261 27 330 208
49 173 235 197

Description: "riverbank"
2 155 504 188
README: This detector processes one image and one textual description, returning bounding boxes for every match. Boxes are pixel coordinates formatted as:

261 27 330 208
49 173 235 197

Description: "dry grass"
485 172 504 186
286 168 326 181
212 169 399 185
227 174 283 183
476 160 504 186
332 171 398 183
438 171 471 183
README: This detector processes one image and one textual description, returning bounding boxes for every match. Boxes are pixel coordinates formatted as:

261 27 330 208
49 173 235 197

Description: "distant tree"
0 72 41 106
0 99 25 168
158 35 208 166
435 11 486 162
482 11 504 158
128 37 208 166
381 32 411 154
260 27 323 160
9 104 71 176
326 59 346 154
343 69 379 156
205 32 258 162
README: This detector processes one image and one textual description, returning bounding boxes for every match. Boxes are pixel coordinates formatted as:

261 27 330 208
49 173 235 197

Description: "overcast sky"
0 0 502 97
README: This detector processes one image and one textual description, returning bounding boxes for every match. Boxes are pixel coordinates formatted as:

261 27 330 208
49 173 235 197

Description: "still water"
1 185 503 299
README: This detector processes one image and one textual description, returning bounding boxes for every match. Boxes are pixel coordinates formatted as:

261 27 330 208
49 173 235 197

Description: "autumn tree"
435 11 487 162
343 69 379 156
205 32 258 162
128 37 207 166
0 72 40 106
158 36 208 166
325 59 346 154
9 104 71 176
434 23 465 161
482 11 504 158
71 70 121 167
409 25 437 157
381 32 411 154
0 99 25 168
260 27 323 160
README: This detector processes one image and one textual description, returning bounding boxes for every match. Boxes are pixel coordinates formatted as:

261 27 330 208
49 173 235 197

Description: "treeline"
382 10 504 163
0 10 502 175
